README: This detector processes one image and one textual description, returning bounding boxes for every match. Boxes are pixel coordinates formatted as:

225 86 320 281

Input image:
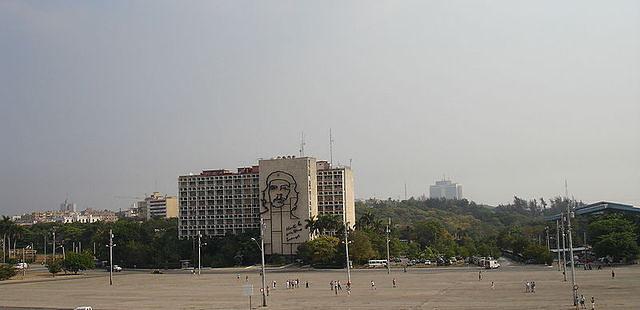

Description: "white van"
367 259 388 268
485 260 500 269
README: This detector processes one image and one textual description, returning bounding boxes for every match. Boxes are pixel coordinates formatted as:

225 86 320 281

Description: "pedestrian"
330 280 334 291
371 280 376 290
245 275 249 282
305 281 309 288
403 266 407 273
347 281 351 295
525 281 530 293
531 281 535 293
478 270 482 281
393 278 397 288
491 281 494 290
611 268 615 279
236 273 240 280
337 280 342 290
273 280 276 288
580 295 586 309
590 296 595 310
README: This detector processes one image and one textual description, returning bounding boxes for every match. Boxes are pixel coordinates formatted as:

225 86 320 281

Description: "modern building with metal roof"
544 201 640 221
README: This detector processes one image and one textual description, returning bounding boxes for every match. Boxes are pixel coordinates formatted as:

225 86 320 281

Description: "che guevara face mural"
261 171 299 218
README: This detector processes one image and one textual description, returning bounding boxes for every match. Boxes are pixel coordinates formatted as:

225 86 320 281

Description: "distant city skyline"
1 1 638 215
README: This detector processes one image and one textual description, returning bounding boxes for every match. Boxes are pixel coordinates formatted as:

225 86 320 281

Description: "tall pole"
260 219 267 307
52 231 56 262
43 235 47 263
556 219 561 271
344 221 352 284
567 202 578 307
198 230 201 276
386 218 391 275
545 226 550 252
561 215 567 281
109 229 114 286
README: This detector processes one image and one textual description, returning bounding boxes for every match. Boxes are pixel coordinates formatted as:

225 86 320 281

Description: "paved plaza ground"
1 264 639 309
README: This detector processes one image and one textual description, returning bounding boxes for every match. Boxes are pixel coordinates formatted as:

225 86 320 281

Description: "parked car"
424 260 432 265
106 265 123 272
15 262 28 270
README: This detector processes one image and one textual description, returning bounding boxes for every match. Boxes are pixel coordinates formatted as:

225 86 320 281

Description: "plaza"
1 264 639 309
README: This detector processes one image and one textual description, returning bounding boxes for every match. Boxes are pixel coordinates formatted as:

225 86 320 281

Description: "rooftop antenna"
565 179 569 198
404 182 407 200
299 131 306 157
329 128 334 167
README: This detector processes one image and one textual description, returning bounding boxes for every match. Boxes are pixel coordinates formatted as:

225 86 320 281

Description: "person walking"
330 280 334 291
579 295 586 309
611 268 615 279
392 278 397 288
371 280 376 290
531 281 535 293
491 281 495 290
590 296 595 310
478 270 482 281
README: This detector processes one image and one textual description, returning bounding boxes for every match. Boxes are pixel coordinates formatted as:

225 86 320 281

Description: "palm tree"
304 216 319 236
0 216 12 263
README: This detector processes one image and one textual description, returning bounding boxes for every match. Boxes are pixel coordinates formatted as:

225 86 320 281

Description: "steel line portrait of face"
261 171 299 218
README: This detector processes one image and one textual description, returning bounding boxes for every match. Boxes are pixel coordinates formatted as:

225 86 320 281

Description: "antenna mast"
329 128 334 167
565 179 568 198
299 131 305 157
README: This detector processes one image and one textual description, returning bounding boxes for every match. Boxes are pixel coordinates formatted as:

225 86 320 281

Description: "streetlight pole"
198 230 202 276
251 218 267 307
386 218 391 275
107 229 115 286
561 214 567 282
556 219 561 272
52 231 56 262
567 201 578 307
344 221 351 284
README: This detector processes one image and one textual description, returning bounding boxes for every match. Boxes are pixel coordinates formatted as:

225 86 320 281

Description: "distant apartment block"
59 199 77 212
137 192 178 220
429 179 463 200
177 156 356 256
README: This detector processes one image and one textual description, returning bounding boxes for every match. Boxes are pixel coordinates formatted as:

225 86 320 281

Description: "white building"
429 179 463 200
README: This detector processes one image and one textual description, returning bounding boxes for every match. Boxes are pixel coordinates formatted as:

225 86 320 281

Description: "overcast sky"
1 1 639 215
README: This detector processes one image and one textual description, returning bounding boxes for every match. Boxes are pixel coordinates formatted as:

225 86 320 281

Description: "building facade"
429 179 463 200
177 156 355 256
137 192 178 220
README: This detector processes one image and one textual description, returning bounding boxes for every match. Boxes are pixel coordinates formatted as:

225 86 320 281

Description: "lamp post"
561 214 567 281
556 219 561 272
344 222 352 284
197 231 206 275
386 218 391 275
251 218 267 307
567 201 578 307
106 229 115 286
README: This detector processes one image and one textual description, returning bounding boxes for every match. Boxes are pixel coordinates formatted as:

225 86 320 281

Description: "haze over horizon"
1 1 639 215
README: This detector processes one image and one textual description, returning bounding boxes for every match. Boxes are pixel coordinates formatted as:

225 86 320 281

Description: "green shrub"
47 260 62 277
0 264 17 281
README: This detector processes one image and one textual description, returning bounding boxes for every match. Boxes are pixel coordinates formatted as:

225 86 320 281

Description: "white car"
424 260 432 265
15 262 28 270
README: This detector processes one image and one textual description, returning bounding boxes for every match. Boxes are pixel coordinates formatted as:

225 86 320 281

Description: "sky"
1 1 639 215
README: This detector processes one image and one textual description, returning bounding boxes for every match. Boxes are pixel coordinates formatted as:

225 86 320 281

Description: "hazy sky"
1 1 639 215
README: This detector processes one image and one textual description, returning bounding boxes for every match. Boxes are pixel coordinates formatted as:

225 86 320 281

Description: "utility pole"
386 218 391 275
567 201 578 307
260 219 267 307
43 234 47 263
344 221 352 284
198 230 202 276
329 128 334 167
52 231 56 262
556 219 561 272
545 226 550 252
561 214 567 281
107 229 115 286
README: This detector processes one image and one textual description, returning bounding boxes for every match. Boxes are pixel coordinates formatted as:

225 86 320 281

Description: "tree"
47 260 62 277
0 264 17 281
297 236 340 267
593 232 639 263
62 251 95 274
348 230 377 264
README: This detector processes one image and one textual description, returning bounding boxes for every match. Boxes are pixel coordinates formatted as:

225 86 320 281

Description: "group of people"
578 295 596 310
272 279 309 289
524 281 536 293
330 280 352 295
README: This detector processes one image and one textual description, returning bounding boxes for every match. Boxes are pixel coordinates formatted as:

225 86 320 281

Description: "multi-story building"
60 199 77 212
316 161 355 229
137 192 178 220
429 179 463 200
177 156 356 256
178 166 260 239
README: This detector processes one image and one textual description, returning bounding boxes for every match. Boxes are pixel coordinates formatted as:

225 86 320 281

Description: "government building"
177 156 355 255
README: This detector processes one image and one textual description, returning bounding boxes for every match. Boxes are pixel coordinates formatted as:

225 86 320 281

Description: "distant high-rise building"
59 199 77 212
429 179 462 200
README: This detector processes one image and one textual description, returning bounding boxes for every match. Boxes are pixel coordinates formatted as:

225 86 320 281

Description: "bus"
367 259 388 268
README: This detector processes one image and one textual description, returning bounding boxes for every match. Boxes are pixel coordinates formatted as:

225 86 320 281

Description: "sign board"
242 284 253 296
